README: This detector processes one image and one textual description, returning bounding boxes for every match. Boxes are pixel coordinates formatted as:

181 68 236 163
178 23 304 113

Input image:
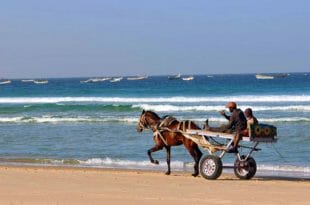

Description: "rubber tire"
234 155 257 180
200 155 223 180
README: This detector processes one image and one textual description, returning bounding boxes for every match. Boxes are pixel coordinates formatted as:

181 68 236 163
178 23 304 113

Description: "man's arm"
223 110 238 130
223 113 230 121
219 111 230 121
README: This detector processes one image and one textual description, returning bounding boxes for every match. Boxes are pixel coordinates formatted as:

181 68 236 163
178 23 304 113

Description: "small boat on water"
182 76 194 81
34 80 48 84
273 73 289 78
100 77 111 81
21 79 35 83
110 77 123 83
255 74 274 80
256 73 289 80
168 74 181 80
0 80 11 85
80 77 111 83
127 76 148 81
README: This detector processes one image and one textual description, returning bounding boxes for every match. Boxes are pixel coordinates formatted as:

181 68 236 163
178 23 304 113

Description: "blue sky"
1 0 309 78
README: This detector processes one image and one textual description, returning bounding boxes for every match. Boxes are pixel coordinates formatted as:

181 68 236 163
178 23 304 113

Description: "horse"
136 110 202 176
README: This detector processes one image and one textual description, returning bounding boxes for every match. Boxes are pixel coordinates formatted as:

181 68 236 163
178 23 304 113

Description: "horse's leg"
147 145 163 165
165 146 171 175
193 144 203 177
184 140 202 177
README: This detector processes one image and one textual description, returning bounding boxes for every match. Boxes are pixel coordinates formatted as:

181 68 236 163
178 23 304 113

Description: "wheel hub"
204 159 216 176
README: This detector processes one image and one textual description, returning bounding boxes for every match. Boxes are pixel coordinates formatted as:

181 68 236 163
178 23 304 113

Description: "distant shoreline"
2 72 309 80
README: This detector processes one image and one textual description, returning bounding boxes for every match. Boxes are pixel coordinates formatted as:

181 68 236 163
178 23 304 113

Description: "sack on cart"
249 124 277 139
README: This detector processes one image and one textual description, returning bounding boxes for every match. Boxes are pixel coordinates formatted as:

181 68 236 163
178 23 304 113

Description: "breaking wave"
134 104 310 112
0 103 310 114
0 95 310 104
0 116 138 124
0 157 309 177
0 116 309 124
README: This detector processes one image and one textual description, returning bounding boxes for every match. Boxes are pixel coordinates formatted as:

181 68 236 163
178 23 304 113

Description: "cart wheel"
234 155 257 180
200 155 223 180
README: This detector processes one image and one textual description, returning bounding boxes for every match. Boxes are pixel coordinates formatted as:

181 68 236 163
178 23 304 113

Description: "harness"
154 116 177 146
176 120 192 132
138 112 195 146
155 117 194 146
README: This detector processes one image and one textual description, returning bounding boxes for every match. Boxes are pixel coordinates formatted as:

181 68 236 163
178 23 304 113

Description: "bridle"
138 112 166 132
137 112 150 131
137 111 170 146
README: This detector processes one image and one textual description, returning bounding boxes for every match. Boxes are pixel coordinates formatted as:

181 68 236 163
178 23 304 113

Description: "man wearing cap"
205 102 247 153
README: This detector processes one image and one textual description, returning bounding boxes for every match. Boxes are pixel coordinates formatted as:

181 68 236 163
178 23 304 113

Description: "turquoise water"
0 73 309 178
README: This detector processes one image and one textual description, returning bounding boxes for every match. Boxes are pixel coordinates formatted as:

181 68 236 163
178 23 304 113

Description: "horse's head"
136 110 160 132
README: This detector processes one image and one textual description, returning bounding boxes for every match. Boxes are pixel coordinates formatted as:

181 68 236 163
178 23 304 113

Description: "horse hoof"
165 171 171 175
151 160 159 165
192 172 199 177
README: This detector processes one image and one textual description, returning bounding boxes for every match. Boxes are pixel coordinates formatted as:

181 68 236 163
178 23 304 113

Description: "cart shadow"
216 176 310 182
254 176 310 182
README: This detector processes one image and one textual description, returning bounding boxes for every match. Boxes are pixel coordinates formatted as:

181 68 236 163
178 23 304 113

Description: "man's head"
225 101 237 112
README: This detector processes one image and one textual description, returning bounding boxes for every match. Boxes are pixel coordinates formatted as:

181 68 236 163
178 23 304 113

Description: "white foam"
1 157 309 177
0 116 138 124
190 117 310 123
257 117 310 122
258 164 310 173
79 157 184 170
0 116 309 124
133 104 310 112
0 95 310 104
133 104 224 112
76 158 310 174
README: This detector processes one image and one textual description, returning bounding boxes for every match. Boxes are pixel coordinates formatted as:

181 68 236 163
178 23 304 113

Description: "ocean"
0 73 309 178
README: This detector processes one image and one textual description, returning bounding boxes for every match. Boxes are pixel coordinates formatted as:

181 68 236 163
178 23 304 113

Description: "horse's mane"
145 110 161 119
161 115 171 119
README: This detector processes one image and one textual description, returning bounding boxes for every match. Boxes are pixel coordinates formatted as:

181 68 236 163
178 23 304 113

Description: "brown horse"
136 110 202 176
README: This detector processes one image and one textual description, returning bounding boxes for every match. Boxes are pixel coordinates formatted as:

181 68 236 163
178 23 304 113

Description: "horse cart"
182 124 278 180
137 110 277 180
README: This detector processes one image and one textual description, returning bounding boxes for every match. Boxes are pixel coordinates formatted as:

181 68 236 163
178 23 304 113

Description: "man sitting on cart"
205 101 247 153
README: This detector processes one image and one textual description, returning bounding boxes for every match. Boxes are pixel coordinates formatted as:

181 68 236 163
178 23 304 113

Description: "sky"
0 0 309 78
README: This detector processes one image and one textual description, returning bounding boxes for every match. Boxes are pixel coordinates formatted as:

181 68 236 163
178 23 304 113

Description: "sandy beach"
0 166 309 205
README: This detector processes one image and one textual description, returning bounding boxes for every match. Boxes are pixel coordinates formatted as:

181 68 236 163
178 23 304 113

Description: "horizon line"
2 71 309 80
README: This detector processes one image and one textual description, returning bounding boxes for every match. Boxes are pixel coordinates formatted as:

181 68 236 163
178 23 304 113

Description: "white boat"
255 74 274 80
0 80 11 85
110 77 123 83
207 75 214 78
80 79 90 83
127 76 148 80
21 79 35 82
168 74 181 80
182 76 194 81
88 78 101 83
99 77 111 81
80 77 111 83
34 80 48 84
